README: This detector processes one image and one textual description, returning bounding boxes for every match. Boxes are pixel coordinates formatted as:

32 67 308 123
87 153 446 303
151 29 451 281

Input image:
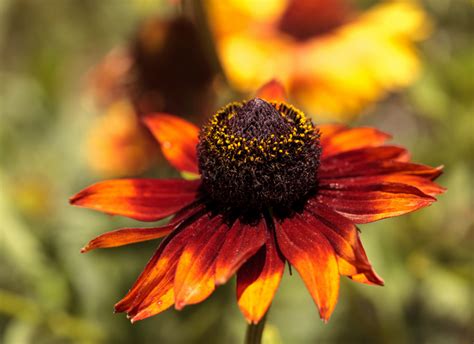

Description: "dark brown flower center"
197 98 320 214
278 0 353 41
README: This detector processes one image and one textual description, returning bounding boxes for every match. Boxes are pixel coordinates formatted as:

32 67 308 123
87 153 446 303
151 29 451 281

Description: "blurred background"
0 0 472 343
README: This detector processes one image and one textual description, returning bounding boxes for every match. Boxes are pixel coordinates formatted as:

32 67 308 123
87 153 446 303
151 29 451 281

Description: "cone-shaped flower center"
198 98 320 214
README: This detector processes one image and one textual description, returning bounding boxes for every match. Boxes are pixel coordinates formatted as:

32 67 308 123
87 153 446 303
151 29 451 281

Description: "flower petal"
321 145 409 165
321 127 391 158
321 174 445 198
114 213 211 316
319 160 443 180
173 216 228 310
255 80 287 102
305 200 383 286
276 214 340 322
336 235 384 286
215 218 267 285
81 203 204 253
237 230 284 324
317 182 436 223
70 179 200 221
81 226 173 253
143 113 200 174
317 123 347 139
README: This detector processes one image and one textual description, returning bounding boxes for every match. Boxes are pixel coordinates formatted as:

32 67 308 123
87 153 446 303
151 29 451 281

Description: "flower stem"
245 313 267 344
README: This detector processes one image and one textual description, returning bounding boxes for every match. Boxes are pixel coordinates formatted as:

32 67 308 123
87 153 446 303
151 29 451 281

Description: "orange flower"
207 0 431 120
85 100 159 176
85 16 216 176
71 81 444 324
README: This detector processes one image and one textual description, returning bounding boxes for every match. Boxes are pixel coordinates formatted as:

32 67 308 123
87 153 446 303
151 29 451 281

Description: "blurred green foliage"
0 0 473 343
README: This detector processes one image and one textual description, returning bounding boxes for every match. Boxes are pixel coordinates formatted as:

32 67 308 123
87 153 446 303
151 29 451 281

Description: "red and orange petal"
255 79 287 102
80 203 205 253
215 219 267 285
143 113 200 175
70 178 200 222
320 126 392 158
305 200 384 286
276 214 340 322
314 126 444 223
173 216 228 309
81 225 173 253
114 215 213 318
237 231 285 324
317 182 436 224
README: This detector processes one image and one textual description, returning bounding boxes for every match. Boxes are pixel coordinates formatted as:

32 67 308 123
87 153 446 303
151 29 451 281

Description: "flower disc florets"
197 98 320 214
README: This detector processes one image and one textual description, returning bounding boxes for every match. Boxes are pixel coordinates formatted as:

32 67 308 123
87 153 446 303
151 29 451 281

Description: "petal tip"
255 79 287 102
69 192 83 205
214 276 227 286
174 301 186 311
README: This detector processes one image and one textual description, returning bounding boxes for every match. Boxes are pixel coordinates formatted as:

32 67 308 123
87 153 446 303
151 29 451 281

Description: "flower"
84 100 159 177
85 16 217 176
70 81 444 324
207 0 431 120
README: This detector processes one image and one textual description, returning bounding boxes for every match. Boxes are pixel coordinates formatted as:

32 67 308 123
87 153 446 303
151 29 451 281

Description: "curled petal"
336 234 384 286
70 179 200 221
143 113 200 174
173 216 228 310
255 80 287 102
317 182 436 223
114 213 211 317
237 230 284 324
305 200 383 286
276 214 340 322
215 219 267 285
321 127 391 158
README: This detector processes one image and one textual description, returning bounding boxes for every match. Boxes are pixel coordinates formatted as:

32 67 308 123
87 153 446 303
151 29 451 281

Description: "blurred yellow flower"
207 0 431 120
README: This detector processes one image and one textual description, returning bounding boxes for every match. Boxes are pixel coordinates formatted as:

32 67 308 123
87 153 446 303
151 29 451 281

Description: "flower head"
71 81 444 323
207 0 431 120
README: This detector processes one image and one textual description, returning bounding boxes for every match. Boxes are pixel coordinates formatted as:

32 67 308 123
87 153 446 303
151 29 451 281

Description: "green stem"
245 313 268 344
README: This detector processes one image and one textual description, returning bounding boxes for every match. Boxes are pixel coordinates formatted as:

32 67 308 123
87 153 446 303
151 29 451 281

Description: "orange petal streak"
276 214 340 322
255 80 287 102
173 216 228 310
81 204 204 253
143 113 200 174
70 179 200 221
81 225 173 253
237 232 285 324
215 219 267 285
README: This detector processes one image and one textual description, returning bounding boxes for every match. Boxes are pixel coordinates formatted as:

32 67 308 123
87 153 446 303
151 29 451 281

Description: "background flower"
207 0 431 120
85 15 218 177
0 1 472 343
